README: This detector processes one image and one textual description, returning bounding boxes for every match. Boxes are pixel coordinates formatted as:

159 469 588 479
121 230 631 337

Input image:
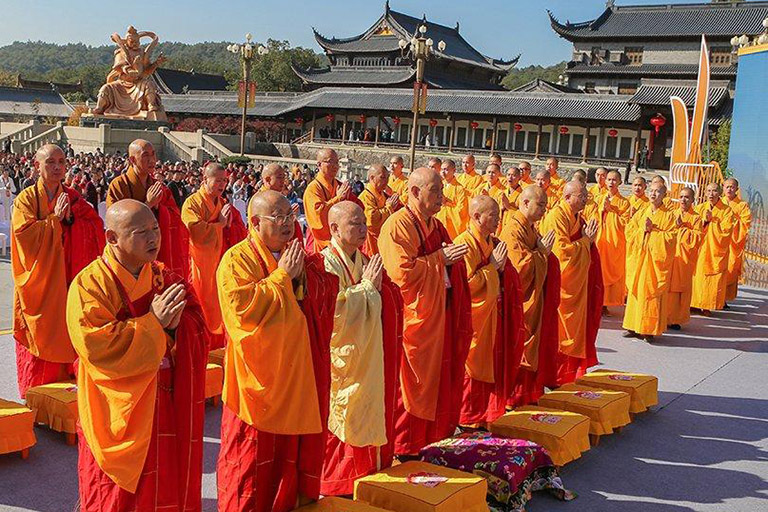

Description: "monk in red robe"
379 167 473 455
12 144 105 397
67 199 208 511
106 139 189 278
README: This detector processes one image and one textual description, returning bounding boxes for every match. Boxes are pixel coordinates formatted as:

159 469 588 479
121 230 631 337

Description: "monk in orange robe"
387 155 408 201
692 183 735 314
436 159 470 239
427 156 442 174
217 191 332 511
12 144 105 398
457 195 525 426
596 170 631 310
477 164 507 202
539 181 600 385
68 199 208 512
519 160 534 187
667 187 704 330
535 170 560 212
106 139 189 278
257 163 305 245
723 178 752 302
545 157 566 195
303 148 357 253
622 181 677 341
359 164 399 255
572 170 598 222
500 166 523 234
379 167 473 455
181 163 247 350
629 177 649 215
457 153 484 193
588 167 608 202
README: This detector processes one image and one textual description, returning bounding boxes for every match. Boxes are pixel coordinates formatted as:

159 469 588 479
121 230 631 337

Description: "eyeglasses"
257 213 296 225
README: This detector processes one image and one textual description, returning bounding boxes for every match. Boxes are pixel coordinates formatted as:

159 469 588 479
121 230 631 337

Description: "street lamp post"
399 25 445 170
228 34 269 156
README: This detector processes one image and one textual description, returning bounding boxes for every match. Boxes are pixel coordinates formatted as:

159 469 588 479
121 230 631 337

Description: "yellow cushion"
294 496 391 511
205 363 224 399
25 381 79 434
0 398 36 455
577 369 658 413
489 406 590 466
538 383 631 436
208 348 225 367
354 460 489 512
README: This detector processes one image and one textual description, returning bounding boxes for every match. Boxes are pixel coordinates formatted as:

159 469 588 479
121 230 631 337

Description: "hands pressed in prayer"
491 241 508 270
441 242 469 265
584 218 599 243
146 182 164 209
500 193 512 211
336 182 351 201
704 208 713 224
53 193 71 221
221 204 233 227
278 239 305 279
675 215 683 228
151 282 187 329
645 217 654 233
386 193 400 209
362 254 384 290
538 230 555 256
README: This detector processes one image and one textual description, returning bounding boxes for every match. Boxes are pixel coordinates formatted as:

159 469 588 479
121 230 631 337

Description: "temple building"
292 1 519 90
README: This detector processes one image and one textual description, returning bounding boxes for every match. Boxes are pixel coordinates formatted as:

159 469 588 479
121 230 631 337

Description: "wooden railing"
290 132 312 145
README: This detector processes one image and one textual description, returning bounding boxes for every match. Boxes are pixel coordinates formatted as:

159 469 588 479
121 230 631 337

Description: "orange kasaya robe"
500 184 523 233
379 206 473 455
216 229 329 512
622 205 677 336
629 194 649 215
358 183 394 255
549 172 566 195
12 178 105 397
589 183 608 204
723 196 752 301
596 192 631 306
106 166 190 278
67 246 208 511
667 209 704 326
691 199 735 311
307 241 402 496
456 169 484 194
476 180 507 204
303 175 363 253
435 175 470 240
387 172 408 200
456 224 525 426
181 187 247 350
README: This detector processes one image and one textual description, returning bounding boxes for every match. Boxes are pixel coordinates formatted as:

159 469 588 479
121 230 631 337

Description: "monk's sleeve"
545 211 590 264
463 241 499 302
182 197 222 249
734 205 752 246
361 194 388 231
12 192 63 271
379 220 443 289
679 216 704 252
105 180 124 208
303 183 344 232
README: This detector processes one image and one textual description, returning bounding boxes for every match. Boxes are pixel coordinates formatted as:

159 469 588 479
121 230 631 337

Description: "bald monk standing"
572 170 598 222
500 166 524 234
217 191 330 511
535 170 559 212
303 148 356 252
545 157 566 194
436 159 470 240
456 196 525 426
387 156 408 199
427 157 442 173
457 154 484 193
588 167 608 202
519 160 534 187
67 200 208 511
379 167 473 455
596 170 631 310
623 181 677 341
257 163 304 245
667 187 704 330
629 177 649 215
359 164 399 255
478 164 508 203
107 139 189 278
181 163 247 349
723 178 752 302
12 144 105 397
540 181 600 385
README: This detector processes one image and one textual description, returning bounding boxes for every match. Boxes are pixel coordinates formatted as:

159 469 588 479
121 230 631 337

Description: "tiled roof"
566 62 737 77
0 86 73 118
153 68 228 95
512 79 584 94
549 2 768 40
629 79 731 107
292 65 416 86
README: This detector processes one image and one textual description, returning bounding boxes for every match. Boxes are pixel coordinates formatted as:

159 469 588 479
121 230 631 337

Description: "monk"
216 191 332 511
358 164 399 254
629 177 649 215
723 178 752 302
303 148 356 252
596 170 631 310
692 183 735 314
387 156 408 199
667 187 704 330
181 163 247 349
457 154 484 193
545 157 566 194
650 175 673 209
12 144 105 398
427 157 442 173
500 166 523 234
622 181 677 342
519 160 534 187
68 199 208 511
500 186 557 405
257 163 304 245
436 159 470 239
588 167 608 202
478 164 508 202
572 170 598 222
535 170 559 212
540 181 600 385
457 195 525 426
379 167 473 455
106 139 189 278
311 201 401 496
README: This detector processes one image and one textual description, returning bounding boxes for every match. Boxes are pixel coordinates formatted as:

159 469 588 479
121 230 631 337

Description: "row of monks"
10 140 750 512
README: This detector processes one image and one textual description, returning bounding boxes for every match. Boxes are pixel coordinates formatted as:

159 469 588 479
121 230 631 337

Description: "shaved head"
262 163 287 192
409 167 443 217
105 199 160 270
127 139 157 175
317 148 339 180
329 201 367 255
367 163 389 193
563 180 588 213
33 144 67 185
649 181 667 208
469 194 500 236
469 194 498 217
408 166 441 189
679 186 695 211
572 169 587 183
203 162 225 178
106 198 154 232
249 190 289 217
34 143 65 163
535 170 551 190
724 177 739 200
249 190 295 251
519 184 548 222
202 162 227 196
328 200 363 226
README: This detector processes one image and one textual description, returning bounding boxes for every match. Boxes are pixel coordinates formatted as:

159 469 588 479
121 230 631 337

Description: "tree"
246 39 322 92
709 119 732 176
501 61 568 90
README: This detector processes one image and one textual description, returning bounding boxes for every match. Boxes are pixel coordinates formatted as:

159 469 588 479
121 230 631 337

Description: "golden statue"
92 26 168 121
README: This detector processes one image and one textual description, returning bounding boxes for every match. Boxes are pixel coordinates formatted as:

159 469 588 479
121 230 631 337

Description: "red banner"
248 82 256 108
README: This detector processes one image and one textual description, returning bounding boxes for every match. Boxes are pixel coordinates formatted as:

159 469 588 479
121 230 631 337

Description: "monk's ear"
105 229 118 246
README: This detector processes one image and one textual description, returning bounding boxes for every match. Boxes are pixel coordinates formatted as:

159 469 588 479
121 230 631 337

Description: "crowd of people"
8 139 752 512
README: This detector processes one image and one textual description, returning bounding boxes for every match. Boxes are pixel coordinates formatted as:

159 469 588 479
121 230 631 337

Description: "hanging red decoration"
295 117 303 125
429 118 438 127
392 116 401 125
326 114 334 122
608 129 619 138
513 123 523 132
559 126 569 135
359 114 367 123
470 121 479 130
650 113 666 135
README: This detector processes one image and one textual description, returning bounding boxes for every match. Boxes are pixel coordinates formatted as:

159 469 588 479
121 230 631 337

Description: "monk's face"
413 177 443 217
331 209 367 251
35 147 67 185
317 151 339 181
649 183 666 208
506 168 521 189
204 169 228 197
108 210 161 265
565 186 587 212
462 155 475 174
440 162 455 181
535 173 550 191
724 180 738 200
606 173 620 193
546 159 558 175
706 184 721 205
596 169 607 186
370 169 389 193
475 204 500 236
519 163 531 179
428 160 441 173
265 169 287 192
484 166 500 186
253 200 295 250
130 144 157 175
632 179 646 197
679 190 694 211
523 193 548 223
389 158 403 176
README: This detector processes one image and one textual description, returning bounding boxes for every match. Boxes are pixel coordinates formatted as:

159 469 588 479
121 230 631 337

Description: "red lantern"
650 113 666 135
392 116 401 125
513 123 523 132
559 126 569 135
359 114 367 123
429 118 438 127
326 114 334 122
470 121 479 130
295 117 303 125
608 129 618 138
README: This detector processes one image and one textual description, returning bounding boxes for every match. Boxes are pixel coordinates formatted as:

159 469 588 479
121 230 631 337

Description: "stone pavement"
0 259 766 512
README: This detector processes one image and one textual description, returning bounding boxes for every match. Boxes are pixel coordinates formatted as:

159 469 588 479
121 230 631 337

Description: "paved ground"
0 259 766 512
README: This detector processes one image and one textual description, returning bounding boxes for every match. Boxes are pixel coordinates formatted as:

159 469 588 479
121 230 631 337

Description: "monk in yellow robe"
358 164 399 255
217 191 329 511
457 153 484 193
303 148 357 252
540 181 600 385
500 166 524 234
692 183 735 314
723 178 752 302
427 156 442 173
629 177 649 216
545 157 566 194
181 163 247 350
534 170 560 212
650 175 673 210
596 171 631 309
622 181 677 341
12 144 105 398
588 167 608 203
667 187 704 330
519 160 534 187
106 139 189 278
478 164 508 202
257 163 305 245
436 159 470 239
379 167 473 455
387 156 408 200
68 199 208 511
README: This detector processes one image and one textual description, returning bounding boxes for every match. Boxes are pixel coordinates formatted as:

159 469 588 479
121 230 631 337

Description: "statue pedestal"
79 114 170 130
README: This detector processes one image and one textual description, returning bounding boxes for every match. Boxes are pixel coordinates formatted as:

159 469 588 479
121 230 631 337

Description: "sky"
0 0 750 67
